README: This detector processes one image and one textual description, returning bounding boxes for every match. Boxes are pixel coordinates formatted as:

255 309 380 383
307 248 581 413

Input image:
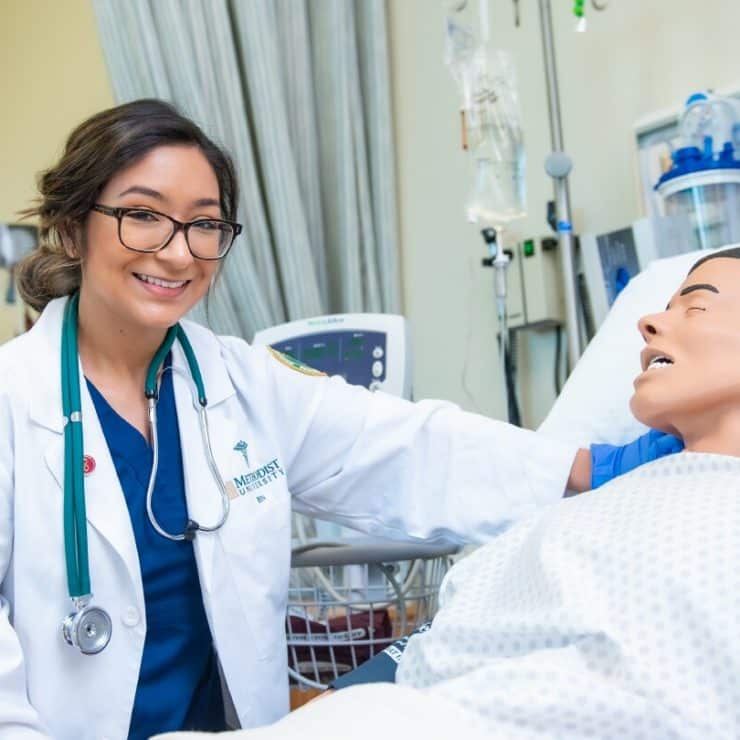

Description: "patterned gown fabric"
396 452 740 739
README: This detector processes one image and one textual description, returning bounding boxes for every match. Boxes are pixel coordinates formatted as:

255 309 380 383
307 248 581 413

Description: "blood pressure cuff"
329 621 432 689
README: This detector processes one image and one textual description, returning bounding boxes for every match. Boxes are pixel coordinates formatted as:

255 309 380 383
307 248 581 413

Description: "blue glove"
590 429 684 489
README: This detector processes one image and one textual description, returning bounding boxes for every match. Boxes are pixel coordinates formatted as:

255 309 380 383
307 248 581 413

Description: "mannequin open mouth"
646 356 674 371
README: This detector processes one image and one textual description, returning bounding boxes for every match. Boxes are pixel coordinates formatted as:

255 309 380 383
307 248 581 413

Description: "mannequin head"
630 247 740 454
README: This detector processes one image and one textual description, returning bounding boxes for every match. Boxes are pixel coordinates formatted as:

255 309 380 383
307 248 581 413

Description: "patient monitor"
252 313 412 399
253 313 413 542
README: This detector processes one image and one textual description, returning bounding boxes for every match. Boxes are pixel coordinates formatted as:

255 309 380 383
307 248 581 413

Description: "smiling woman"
16 100 238 317
8 100 245 736
630 247 740 454
14 103 241 445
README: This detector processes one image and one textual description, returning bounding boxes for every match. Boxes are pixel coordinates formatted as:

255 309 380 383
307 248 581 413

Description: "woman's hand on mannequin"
568 430 684 493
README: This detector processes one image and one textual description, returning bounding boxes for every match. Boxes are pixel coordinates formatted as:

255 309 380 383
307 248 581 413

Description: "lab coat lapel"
35 298 142 594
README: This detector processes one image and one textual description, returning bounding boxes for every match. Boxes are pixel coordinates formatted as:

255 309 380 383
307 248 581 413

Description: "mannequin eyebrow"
665 283 719 310
679 283 719 296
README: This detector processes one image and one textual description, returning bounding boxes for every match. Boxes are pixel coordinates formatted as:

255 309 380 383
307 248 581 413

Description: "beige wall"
0 0 113 224
0 0 112 343
389 0 740 425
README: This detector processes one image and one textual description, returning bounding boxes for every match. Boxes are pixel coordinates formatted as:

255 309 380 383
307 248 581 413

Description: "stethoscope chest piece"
62 603 112 655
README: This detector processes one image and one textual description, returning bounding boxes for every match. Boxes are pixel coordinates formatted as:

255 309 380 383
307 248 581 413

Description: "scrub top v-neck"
86 359 226 738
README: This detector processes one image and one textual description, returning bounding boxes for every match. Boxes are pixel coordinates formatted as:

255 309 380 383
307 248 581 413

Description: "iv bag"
444 10 477 111
463 48 526 228
445 9 526 230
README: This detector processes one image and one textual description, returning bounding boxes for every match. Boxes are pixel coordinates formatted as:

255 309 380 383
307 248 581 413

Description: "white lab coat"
0 297 577 739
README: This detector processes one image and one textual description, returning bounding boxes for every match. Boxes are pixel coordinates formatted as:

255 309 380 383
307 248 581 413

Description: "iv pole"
538 0 582 370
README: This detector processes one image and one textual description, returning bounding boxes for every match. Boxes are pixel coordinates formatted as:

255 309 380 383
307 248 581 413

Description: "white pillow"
538 246 732 447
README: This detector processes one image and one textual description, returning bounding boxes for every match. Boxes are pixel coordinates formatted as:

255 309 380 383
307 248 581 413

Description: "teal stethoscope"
60 293 231 654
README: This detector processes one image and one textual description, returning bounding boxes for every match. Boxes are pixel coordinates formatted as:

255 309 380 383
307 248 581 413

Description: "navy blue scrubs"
87 359 226 739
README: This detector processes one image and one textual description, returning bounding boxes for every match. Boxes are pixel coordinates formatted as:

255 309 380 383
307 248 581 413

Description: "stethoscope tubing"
62 294 90 598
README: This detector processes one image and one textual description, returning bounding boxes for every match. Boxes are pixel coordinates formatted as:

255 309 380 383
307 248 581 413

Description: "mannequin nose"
637 312 662 341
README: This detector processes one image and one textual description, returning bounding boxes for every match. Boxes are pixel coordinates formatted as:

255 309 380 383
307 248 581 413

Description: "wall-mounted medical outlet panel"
504 237 565 330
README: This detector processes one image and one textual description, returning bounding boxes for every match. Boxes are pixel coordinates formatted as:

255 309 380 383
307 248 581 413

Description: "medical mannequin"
182 248 740 740
0 100 678 739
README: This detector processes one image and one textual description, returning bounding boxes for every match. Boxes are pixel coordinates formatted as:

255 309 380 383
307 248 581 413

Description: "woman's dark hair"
16 99 238 312
688 246 740 274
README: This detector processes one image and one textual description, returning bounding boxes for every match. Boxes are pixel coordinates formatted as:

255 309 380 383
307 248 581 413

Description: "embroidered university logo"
226 459 286 503
233 440 250 469
224 439 286 504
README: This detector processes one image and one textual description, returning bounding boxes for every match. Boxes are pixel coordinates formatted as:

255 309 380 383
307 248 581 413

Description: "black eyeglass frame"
91 204 243 261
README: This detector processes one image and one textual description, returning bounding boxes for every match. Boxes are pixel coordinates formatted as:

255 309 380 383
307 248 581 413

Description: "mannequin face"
630 257 740 439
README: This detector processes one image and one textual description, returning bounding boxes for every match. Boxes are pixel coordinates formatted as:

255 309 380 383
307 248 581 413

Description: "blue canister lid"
655 142 740 189
685 92 708 106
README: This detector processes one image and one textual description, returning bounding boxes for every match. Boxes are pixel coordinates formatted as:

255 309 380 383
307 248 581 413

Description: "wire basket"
286 552 453 690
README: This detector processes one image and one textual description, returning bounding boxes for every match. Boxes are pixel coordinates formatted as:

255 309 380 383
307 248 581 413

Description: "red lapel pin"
83 455 96 476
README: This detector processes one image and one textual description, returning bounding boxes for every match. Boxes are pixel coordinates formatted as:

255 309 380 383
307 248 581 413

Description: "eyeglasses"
91 204 242 261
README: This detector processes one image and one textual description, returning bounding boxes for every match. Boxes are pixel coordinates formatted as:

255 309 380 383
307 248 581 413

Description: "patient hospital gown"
397 452 740 739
